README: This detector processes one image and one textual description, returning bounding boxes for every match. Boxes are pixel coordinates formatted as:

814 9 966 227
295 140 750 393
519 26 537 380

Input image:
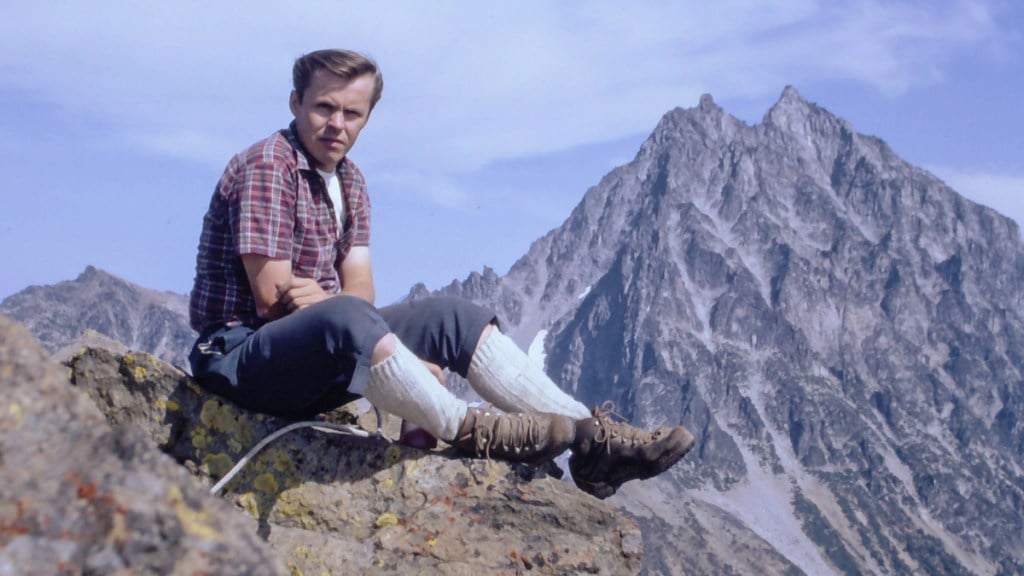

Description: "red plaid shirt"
189 123 371 332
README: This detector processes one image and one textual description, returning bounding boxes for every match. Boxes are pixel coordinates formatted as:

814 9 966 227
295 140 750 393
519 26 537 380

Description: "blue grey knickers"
188 295 496 418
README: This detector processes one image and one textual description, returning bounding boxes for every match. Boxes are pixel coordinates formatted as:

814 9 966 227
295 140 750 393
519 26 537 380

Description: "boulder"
0 315 286 575
65 343 644 574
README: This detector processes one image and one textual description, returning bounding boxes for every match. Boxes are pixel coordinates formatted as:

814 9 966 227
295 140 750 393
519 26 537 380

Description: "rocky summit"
426 87 1024 574
0 315 642 575
4 85 1024 575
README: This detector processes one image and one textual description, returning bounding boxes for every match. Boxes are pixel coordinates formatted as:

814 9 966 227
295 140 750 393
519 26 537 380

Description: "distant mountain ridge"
6 86 1024 574
0 265 194 370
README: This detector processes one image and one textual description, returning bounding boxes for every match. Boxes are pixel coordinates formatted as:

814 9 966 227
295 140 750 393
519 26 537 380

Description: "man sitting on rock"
188 48 694 498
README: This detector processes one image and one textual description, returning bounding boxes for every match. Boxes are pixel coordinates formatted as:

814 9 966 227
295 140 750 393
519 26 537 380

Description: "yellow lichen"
427 537 437 547
198 399 254 445
274 491 322 530
384 478 394 489
239 492 260 518
133 365 148 380
156 398 180 412
2 403 23 428
253 473 279 495
383 444 403 468
261 447 302 490
203 452 235 480
166 485 219 540
191 427 208 450
375 512 399 528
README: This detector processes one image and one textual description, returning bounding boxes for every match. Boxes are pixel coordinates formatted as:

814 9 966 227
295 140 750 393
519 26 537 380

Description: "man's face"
289 69 375 171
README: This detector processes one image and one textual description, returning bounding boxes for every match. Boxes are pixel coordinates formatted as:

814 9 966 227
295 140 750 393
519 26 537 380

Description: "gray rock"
66 345 644 575
0 315 286 576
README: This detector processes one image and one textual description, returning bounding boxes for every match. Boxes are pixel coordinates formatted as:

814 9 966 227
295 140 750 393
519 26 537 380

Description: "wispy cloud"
374 170 473 212
0 0 1010 202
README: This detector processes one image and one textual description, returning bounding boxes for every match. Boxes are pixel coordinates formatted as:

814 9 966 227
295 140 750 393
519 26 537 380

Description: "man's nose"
327 111 345 130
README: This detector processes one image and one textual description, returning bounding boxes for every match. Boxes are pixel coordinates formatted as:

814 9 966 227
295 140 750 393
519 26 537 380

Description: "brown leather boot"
450 407 576 464
569 402 695 499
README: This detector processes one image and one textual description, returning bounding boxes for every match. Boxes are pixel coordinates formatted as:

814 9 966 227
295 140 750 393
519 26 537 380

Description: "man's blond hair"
293 49 383 109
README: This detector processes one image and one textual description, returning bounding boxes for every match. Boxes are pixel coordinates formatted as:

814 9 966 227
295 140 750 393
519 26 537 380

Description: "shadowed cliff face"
429 88 1024 575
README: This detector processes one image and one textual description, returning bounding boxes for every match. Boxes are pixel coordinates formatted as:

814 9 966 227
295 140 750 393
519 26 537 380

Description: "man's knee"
372 333 396 365
434 296 493 323
306 296 389 352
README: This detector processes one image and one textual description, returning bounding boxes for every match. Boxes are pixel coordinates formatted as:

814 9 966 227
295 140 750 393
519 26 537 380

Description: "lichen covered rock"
66 345 643 575
0 315 286 575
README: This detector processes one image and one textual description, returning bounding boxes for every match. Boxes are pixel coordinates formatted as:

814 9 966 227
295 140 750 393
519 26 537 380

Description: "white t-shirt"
317 169 346 230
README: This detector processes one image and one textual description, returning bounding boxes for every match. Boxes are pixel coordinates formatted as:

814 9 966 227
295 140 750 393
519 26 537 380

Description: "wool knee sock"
364 339 467 442
467 329 591 419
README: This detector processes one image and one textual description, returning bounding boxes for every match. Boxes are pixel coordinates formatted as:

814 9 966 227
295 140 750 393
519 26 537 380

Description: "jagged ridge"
430 87 1024 575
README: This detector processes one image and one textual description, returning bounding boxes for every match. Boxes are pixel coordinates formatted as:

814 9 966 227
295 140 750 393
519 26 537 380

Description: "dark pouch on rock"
189 325 254 390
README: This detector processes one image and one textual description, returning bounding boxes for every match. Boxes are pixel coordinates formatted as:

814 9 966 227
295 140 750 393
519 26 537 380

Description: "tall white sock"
364 339 467 442
467 329 591 419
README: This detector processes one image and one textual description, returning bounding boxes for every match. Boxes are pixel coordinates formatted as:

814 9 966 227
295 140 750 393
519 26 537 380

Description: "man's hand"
276 276 332 312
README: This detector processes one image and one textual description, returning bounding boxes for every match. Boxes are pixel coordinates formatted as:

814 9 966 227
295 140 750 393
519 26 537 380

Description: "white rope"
209 407 388 495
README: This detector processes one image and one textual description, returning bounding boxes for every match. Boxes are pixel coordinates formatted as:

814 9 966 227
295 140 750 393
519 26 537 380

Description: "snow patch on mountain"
528 329 548 369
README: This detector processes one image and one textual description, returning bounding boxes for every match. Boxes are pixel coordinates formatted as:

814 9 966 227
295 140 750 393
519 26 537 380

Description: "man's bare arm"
241 254 333 319
241 255 292 320
339 246 375 304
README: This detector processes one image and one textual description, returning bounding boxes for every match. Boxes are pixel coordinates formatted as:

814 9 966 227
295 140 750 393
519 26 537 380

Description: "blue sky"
1 1 1022 305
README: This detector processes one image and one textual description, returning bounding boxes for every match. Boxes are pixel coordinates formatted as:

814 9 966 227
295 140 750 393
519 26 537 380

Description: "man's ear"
289 90 300 116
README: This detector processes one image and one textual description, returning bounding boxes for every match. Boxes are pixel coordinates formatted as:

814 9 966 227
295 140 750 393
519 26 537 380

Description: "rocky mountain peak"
429 88 1024 574
697 92 719 112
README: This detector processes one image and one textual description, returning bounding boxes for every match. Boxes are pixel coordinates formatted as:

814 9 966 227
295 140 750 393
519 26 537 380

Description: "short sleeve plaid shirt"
189 124 370 332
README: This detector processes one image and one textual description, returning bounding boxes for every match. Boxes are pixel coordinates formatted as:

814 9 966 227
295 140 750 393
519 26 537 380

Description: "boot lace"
591 401 663 454
473 411 542 459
